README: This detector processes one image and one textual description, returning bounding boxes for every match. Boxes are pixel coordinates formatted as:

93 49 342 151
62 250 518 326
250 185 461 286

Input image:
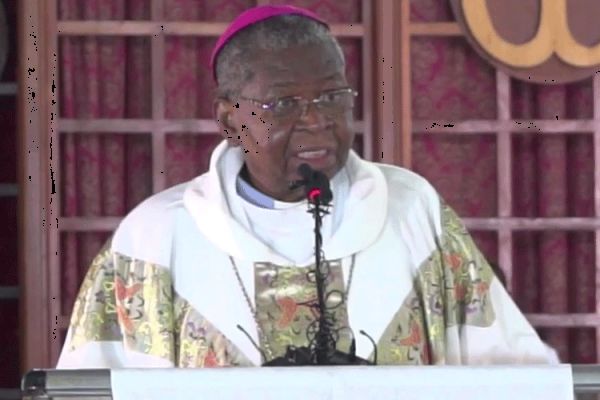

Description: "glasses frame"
236 87 358 119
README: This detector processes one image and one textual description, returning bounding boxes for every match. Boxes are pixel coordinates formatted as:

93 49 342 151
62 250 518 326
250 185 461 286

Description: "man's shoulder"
363 161 444 252
110 181 190 263
371 162 439 205
120 182 189 230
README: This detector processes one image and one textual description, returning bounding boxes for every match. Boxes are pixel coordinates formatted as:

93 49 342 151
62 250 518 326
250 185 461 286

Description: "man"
57 5 555 368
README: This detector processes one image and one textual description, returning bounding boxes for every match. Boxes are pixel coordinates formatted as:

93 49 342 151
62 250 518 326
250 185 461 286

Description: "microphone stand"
310 187 334 365
262 164 375 366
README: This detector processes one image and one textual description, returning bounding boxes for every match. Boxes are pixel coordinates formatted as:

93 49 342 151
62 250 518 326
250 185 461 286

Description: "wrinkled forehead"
243 43 346 95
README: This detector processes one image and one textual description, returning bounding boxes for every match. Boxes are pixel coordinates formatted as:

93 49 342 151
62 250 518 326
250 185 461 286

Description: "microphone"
297 163 333 204
249 163 377 367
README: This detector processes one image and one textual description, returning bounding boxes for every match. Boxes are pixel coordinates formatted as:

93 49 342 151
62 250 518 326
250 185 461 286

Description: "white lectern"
21 365 598 400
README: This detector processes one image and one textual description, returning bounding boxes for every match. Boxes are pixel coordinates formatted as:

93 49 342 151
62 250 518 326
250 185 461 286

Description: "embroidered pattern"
377 201 495 364
113 253 175 360
174 298 252 367
253 260 353 360
68 242 251 367
67 241 121 351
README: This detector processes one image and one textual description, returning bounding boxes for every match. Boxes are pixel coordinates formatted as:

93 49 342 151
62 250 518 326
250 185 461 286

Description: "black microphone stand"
262 164 374 366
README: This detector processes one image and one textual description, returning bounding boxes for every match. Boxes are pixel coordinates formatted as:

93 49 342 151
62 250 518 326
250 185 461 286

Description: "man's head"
212 7 356 202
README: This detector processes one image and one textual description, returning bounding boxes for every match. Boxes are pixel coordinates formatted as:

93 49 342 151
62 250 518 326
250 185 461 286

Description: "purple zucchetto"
210 5 329 82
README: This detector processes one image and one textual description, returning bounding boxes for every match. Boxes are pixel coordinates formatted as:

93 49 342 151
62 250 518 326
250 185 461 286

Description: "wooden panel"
373 0 403 165
0 82 18 95
60 217 121 231
399 0 411 168
360 0 374 161
58 216 600 233
410 22 462 36
18 0 53 372
496 71 513 293
152 131 167 192
151 1 165 121
45 0 61 365
57 21 364 37
151 0 166 193
594 73 600 361
0 183 18 197
58 315 69 330
595 75 600 210
413 119 598 134
59 119 366 133
59 118 157 132
496 71 511 216
463 218 600 230
527 314 600 328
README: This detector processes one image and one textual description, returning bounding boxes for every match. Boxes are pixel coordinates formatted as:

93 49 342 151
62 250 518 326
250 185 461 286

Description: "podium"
21 365 600 400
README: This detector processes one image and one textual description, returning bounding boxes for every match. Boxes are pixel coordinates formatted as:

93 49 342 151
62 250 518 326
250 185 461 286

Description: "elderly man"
57 5 555 368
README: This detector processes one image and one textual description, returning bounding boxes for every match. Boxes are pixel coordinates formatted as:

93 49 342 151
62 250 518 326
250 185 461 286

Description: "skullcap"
210 5 329 81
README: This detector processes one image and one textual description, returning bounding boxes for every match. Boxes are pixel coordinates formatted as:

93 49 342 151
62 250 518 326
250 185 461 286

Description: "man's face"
216 43 355 202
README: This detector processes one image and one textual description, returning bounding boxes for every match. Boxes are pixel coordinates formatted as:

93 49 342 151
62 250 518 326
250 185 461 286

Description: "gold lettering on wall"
462 0 600 67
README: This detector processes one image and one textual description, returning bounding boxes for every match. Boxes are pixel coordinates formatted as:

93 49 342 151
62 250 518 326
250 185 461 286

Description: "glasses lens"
272 97 302 118
269 90 356 119
317 90 355 113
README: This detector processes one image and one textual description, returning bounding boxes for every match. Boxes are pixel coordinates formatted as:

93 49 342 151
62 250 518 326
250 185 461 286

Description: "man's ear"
214 98 239 147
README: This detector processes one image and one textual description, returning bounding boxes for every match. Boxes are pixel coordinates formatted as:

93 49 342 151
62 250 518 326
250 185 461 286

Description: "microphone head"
297 163 333 204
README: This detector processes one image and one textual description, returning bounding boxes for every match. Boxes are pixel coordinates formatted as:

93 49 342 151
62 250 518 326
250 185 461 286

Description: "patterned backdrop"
57 0 596 364
410 0 596 363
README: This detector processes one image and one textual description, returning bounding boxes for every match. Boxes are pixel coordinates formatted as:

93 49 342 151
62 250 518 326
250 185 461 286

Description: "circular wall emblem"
450 0 600 84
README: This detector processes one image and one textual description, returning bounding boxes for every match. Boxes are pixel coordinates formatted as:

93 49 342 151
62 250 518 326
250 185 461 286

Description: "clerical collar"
235 164 304 209
236 172 276 209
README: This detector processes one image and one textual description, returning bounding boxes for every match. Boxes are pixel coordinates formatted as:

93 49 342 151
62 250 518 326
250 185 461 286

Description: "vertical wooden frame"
594 73 600 361
151 0 166 193
496 70 513 292
398 0 411 168
46 0 60 365
372 0 403 166
18 0 58 372
360 0 374 161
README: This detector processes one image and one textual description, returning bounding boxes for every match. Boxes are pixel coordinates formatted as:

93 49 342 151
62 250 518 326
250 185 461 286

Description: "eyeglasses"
237 87 358 120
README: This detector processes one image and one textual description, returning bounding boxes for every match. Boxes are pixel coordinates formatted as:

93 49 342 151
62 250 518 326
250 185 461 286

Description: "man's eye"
274 97 298 110
321 91 343 103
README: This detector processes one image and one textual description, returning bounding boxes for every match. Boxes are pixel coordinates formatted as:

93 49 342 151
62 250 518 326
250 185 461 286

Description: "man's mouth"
292 149 335 170
297 149 328 159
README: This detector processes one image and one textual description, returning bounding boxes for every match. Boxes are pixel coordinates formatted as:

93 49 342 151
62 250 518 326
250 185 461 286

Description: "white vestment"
57 140 556 368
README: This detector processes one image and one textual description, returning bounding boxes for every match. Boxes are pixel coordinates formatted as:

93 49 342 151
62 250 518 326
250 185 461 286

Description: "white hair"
215 14 345 98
